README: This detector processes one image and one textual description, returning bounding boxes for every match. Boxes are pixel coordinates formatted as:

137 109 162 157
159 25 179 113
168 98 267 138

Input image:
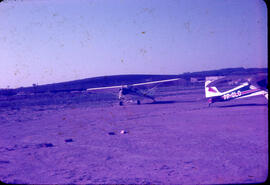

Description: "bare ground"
0 87 268 184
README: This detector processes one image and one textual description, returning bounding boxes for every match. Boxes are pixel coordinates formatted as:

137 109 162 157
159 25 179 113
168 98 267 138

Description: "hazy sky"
0 0 267 88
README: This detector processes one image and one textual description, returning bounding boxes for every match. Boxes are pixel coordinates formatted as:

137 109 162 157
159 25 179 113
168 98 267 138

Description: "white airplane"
86 78 180 105
205 74 268 106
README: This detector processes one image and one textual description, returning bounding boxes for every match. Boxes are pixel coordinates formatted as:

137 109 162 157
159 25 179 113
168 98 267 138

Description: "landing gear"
137 100 141 105
119 101 123 106
208 98 212 107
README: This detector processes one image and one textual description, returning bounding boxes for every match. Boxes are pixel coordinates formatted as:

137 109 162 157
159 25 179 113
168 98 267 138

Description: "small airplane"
86 78 180 105
205 74 268 106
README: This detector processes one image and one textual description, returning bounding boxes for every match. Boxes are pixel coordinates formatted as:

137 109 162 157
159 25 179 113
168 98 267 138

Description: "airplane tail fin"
205 80 222 98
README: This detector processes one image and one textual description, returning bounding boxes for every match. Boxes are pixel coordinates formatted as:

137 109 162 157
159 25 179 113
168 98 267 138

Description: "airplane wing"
132 78 181 95
206 75 267 88
86 85 123 91
132 78 180 87
206 76 245 87
86 78 180 92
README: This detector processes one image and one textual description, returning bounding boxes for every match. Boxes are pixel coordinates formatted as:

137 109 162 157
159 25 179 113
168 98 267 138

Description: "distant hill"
0 67 267 95
179 67 268 80
17 74 179 94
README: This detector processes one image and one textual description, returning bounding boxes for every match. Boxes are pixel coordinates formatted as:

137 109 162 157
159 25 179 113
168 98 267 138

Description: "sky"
0 0 267 88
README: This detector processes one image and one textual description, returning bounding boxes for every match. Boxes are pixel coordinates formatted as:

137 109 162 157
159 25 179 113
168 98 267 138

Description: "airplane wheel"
137 100 141 105
119 101 123 106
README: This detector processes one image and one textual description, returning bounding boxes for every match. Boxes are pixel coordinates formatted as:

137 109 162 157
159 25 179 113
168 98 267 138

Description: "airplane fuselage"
210 82 267 104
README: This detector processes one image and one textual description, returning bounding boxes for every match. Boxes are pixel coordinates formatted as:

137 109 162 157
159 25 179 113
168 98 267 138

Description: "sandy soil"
0 87 268 184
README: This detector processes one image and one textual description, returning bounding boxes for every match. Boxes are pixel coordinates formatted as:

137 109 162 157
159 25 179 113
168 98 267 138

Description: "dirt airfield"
0 86 268 184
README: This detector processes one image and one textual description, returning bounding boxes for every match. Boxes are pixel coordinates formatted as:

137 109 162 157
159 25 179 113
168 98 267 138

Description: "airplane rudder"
205 83 221 98
205 80 212 87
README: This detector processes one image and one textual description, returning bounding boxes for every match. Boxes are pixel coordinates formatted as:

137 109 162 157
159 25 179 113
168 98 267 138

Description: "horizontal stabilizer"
264 92 268 100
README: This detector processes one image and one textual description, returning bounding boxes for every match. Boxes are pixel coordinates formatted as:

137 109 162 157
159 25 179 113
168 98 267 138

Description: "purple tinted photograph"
0 0 268 184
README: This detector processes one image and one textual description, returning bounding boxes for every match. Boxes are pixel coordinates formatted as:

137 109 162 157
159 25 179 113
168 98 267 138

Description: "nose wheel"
137 100 141 105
